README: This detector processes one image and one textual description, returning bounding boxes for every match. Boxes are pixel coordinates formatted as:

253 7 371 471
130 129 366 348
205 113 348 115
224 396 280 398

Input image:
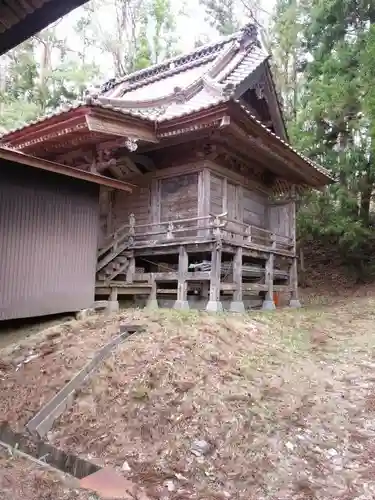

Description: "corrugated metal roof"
0 0 90 55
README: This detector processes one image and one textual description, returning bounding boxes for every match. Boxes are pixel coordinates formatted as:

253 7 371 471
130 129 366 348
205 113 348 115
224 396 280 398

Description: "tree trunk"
359 172 373 225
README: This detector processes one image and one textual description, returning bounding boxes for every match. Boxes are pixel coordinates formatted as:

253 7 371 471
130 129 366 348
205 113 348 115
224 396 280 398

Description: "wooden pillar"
262 235 276 310
126 254 135 283
201 281 209 299
174 246 189 310
198 169 211 237
230 247 245 313
289 257 301 308
109 287 118 301
106 286 119 314
206 245 223 312
146 274 158 309
289 185 301 308
150 178 161 230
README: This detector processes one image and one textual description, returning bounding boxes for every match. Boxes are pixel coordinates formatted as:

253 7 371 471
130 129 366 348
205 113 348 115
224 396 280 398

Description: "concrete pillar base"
106 300 119 314
75 308 94 321
229 301 246 313
289 299 302 308
146 299 159 310
262 300 276 311
174 300 190 310
206 300 223 313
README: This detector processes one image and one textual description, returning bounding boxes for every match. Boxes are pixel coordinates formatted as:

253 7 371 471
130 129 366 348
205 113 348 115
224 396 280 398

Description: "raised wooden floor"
95 213 298 310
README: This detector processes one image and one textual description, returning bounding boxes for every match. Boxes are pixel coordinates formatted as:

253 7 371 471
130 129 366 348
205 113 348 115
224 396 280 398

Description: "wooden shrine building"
1 24 333 312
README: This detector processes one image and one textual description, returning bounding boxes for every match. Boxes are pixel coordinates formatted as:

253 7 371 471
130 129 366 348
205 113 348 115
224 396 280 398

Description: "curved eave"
155 101 333 187
0 105 158 155
227 101 334 188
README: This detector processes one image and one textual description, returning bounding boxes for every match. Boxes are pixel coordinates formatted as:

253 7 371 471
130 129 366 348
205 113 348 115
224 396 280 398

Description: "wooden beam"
86 115 158 143
108 163 125 179
129 153 155 172
3 114 87 149
126 255 136 283
121 156 142 174
262 236 276 310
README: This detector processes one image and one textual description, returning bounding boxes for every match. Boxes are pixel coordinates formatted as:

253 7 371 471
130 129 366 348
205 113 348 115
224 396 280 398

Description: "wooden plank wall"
268 203 291 237
210 174 224 215
242 188 266 227
112 183 151 232
209 172 267 228
160 173 199 221
108 170 200 236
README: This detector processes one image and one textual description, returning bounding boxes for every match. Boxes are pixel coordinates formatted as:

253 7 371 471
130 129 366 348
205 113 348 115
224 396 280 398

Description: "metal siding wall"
0 160 99 320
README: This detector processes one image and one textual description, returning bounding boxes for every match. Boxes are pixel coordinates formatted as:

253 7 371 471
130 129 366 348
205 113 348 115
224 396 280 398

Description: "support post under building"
174 246 189 310
262 234 276 310
230 247 245 313
206 245 223 312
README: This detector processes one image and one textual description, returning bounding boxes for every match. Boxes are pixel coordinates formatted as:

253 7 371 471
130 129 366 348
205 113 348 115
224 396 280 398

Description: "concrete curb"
26 324 142 439
0 422 99 479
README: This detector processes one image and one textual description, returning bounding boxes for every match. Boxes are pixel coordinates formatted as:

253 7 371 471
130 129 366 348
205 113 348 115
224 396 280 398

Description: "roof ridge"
100 24 259 95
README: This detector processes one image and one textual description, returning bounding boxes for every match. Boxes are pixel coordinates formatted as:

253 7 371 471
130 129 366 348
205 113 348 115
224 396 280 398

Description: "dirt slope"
40 301 375 500
0 314 128 429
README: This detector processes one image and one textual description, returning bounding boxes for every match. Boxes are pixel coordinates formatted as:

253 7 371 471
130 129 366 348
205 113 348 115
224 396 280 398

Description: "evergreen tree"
273 0 375 275
0 31 100 131
199 0 240 35
269 0 302 124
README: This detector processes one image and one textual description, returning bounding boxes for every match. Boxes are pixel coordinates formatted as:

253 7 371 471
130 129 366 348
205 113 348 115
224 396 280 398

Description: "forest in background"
1 0 375 281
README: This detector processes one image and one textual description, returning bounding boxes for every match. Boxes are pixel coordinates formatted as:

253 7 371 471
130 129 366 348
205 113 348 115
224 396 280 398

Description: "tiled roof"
101 31 241 95
1 24 268 136
0 100 152 138
97 23 268 121
0 23 332 183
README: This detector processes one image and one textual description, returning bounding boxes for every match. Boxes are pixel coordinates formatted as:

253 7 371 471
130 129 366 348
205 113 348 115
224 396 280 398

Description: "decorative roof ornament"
125 138 138 152
239 22 260 50
173 86 186 103
223 82 236 98
100 77 116 94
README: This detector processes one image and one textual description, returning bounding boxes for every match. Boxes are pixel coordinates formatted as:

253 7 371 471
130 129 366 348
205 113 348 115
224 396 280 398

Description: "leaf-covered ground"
0 449 89 500
42 298 375 500
0 315 122 429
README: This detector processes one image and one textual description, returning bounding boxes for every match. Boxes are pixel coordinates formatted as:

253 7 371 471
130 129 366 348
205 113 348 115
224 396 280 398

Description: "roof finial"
239 22 260 49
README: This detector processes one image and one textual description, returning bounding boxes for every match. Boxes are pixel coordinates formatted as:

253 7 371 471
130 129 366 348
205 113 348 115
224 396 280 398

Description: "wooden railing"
98 213 294 257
